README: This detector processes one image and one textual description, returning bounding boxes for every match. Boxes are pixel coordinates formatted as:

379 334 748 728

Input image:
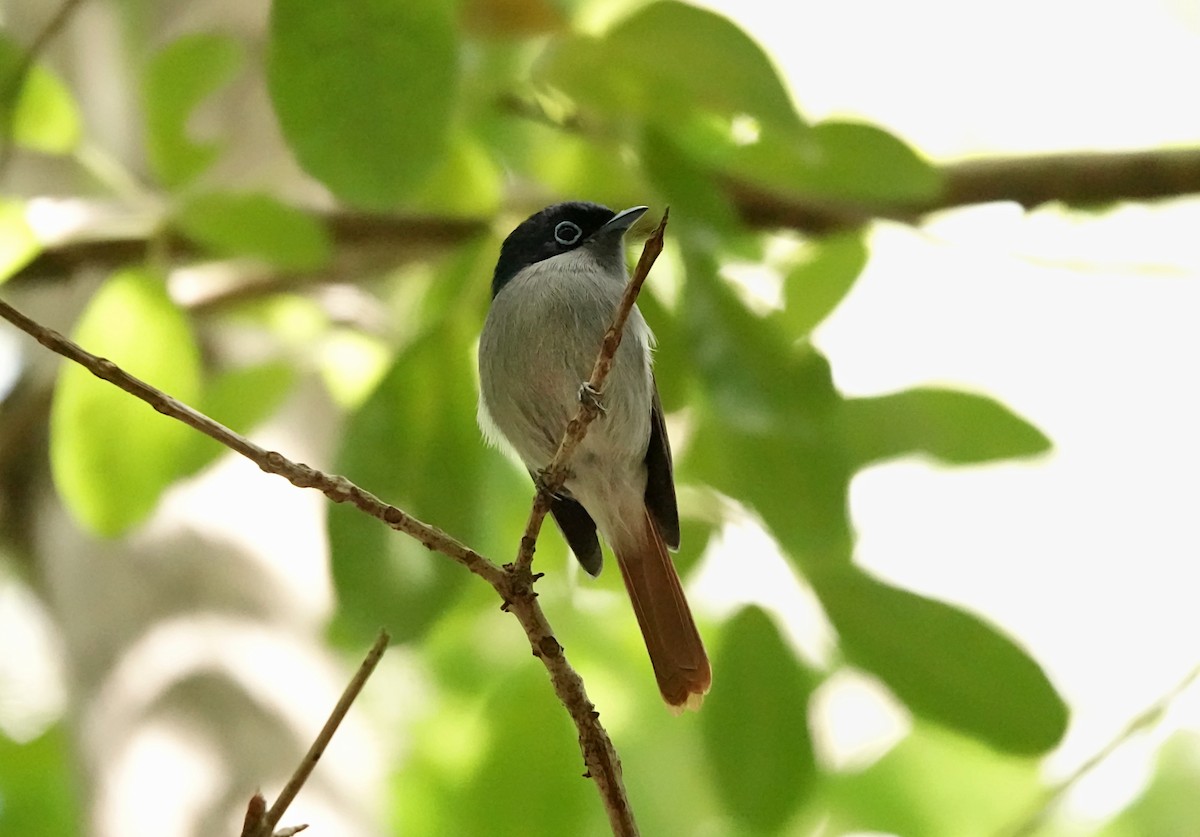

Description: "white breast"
477 246 655 533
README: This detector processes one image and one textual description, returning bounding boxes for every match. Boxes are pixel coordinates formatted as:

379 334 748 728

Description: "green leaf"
641 127 741 233
1100 732 1200 837
731 120 940 206
488 117 641 210
0 725 80 837
541 1 803 133
679 250 852 562
328 315 489 644
143 33 244 188
825 721 1041 837
805 121 941 204
687 412 853 563
841 387 1052 467
13 65 82 153
0 33 82 155
815 568 1068 755
50 268 202 536
778 231 868 337
268 0 458 209
175 361 296 478
175 192 331 270
397 665 594 835
680 250 837 434
0 199 40 284
408 134 501 218
702 606 819 832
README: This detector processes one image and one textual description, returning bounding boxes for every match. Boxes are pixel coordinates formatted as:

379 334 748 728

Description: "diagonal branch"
240 629 391 837
513 210 669 574
0 287 638 834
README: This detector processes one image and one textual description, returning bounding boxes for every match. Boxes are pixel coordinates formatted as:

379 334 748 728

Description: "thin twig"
0 291 640 834
999 663 1200 837
513 209 669 574
0 295 504 581
0 0 90 175
240 629 390 837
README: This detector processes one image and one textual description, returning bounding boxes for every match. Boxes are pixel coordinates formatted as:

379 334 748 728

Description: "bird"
477 201 711 711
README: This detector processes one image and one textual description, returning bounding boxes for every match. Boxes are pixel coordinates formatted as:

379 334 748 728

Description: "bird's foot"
578 381 606 415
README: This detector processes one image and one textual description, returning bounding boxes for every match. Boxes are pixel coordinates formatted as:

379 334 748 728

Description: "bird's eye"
554 221 582 246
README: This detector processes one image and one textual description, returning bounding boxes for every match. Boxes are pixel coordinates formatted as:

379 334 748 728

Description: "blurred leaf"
633 284 691 413
175 192 332 270
687 411 853 563
841 387 1051 467
328 317 481 644
143 33 243 188
778 231 868 337
1100 732 1200 837
824 721 1041 837
50 268 202 536
541 0 803 133
732 120 940 205
816 568 1068 755
642 127 741 232
409 134 502 217
0 199 39 284
680 250 852 561
681 250 837 434
673 514 715 575
318 327 393 409
703 606 819 832
484 115 642 210
0 36 21 130
175 361 296 478
400 665 594 835
807 121 941 204
268 0 458 208
0 726 80 836
0 34 81 155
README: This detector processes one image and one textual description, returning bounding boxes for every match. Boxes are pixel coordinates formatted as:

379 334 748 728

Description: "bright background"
1 0 1199 834
698 0 1200 824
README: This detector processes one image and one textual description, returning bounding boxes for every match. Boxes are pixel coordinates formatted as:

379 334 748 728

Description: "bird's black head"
491 201 647 298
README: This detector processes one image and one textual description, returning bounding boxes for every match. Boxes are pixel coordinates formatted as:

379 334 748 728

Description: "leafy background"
1 0 1198 835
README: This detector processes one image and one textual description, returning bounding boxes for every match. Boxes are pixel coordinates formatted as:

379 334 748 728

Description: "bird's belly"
478 288 652 474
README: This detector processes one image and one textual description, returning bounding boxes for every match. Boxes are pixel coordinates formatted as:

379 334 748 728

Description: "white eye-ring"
554 221 582 246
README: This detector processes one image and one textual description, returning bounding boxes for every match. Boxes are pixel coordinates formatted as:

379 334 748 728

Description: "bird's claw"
578 382 606 415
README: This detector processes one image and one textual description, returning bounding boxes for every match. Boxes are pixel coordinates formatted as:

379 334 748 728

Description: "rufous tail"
613 508 712 711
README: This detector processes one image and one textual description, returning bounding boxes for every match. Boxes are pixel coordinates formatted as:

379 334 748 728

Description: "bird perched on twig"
478 201 711 710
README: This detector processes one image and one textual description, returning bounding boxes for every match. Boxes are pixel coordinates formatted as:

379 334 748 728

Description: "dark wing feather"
544 489 604 576
644 381 680 550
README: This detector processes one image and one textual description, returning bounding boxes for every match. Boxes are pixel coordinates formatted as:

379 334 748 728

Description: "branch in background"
1001 663 1200 837
0 290 639 835
514 210 668 574
240 629 390 837
9 145 1200 293
0 0 90 174
728 147 1200 233
11 212 488 293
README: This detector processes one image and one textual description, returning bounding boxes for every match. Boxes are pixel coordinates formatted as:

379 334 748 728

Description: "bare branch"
728 147 1200 233
1000 663 1200 837
11 212 487 299
240 629 391 837
0 294 636 833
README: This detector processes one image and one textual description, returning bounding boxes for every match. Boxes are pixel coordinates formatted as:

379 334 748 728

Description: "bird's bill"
598 205 649 236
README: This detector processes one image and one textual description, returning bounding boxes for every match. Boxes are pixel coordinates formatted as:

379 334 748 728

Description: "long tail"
613 508 712 711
